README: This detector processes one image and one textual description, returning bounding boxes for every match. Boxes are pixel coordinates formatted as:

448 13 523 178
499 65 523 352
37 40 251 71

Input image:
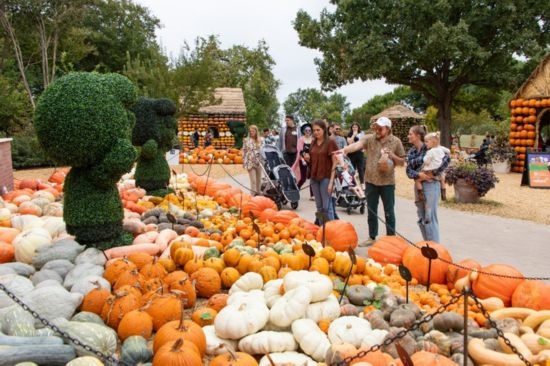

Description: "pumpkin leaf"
538 337 549 345
335 282 345 293
200 313 213 320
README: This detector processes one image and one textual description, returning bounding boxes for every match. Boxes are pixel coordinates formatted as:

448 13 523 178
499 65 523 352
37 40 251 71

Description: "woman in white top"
242 125 263 196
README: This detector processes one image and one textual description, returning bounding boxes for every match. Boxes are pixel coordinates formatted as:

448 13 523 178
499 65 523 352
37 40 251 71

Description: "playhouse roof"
198 87 246 114
370 104 424 122
513 54 550 99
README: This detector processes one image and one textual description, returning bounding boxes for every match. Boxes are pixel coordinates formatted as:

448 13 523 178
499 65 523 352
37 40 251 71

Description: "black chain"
0 282 127 366
470 292 532 366
331 292 462 366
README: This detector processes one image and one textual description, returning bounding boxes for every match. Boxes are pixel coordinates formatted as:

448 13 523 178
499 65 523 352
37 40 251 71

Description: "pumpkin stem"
171 338 184 352
224 343 239 361
265 353 276 366
176 296 189 331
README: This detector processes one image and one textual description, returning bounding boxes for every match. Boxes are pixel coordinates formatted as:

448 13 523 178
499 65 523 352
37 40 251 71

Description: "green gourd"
121 336 153 365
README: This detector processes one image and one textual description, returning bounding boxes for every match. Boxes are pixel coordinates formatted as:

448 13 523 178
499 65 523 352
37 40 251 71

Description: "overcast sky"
134 0 396 113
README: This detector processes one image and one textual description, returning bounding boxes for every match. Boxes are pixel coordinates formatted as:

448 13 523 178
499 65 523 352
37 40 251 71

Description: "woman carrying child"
406 126 450 243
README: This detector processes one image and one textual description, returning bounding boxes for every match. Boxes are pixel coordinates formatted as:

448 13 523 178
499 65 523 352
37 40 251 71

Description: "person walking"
192 128 200 148
406 125 450 243
292 123 313 199
341 117 405 245
347 122 365 185
242 125 263 196
278 115 300 167
310 120 339 223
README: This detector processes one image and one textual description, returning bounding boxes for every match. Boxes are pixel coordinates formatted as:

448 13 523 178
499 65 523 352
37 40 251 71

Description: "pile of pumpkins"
2 170 550 365
179 146 243 165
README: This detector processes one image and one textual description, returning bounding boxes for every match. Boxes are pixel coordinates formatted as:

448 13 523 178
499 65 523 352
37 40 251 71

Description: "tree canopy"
283 88 350 124
294 0 549 145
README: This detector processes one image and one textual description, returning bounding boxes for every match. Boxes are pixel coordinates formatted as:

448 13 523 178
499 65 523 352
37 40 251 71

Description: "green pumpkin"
203 247 220 260
121 336 153 365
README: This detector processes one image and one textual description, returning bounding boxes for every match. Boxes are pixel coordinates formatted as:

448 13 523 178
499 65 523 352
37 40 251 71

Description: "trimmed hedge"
131 97 177 195
34 72 137 249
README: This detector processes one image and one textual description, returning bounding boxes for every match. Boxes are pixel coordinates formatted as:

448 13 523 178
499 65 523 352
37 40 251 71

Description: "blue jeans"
311 178 335 223
415 180 441 243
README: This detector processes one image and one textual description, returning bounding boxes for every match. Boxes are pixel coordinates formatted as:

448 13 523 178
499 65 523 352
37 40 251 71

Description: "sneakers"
359 237 376 247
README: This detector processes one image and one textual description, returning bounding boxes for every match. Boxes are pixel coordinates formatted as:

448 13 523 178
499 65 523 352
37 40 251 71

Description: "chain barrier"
332 291 463 366
470 291 533 366
0 282 127 366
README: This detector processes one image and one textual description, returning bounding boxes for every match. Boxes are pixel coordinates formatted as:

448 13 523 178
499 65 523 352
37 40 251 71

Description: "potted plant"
488 136 516 173
445 160 499 203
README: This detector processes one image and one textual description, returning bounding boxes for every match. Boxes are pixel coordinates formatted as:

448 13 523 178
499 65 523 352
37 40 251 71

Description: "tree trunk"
0 11 35 108
436 94 452 147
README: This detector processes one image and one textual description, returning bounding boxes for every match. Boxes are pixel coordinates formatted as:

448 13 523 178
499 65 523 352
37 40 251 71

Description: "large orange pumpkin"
394 350 456 366
242 196 277 218
511 280 550 310
367 235 410 265
316 220 358 251
472 264 524 306
446 258 481 290
401 241 452 286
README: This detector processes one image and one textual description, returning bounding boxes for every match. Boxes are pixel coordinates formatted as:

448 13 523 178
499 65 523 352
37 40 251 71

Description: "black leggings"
348 152 365 184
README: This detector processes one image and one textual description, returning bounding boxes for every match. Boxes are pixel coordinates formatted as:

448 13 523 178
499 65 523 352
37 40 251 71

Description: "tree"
283 88 350 124
347 86 427 128
294 0 549 146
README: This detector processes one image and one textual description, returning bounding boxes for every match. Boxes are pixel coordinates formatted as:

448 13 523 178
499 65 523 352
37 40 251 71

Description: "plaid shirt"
406 144 450 179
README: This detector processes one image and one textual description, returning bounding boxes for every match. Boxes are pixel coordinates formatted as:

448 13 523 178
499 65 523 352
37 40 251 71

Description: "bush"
11 131 54 169
446 160 499 197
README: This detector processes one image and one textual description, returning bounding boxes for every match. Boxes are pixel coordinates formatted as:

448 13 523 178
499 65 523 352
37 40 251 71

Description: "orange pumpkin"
152 338 202 366
190 267 221 298
367 235 409 265
80 286 111 315
402 241 453 286
191 307 218 327
472 264 524 306
511 280 550 310
446 258 481 290
242 196 277 218
207 293 229 312
315 220 358 251
209 350 258 366
117 308 154 341
0 241 15 263
153 317 206 355
394 350 456 366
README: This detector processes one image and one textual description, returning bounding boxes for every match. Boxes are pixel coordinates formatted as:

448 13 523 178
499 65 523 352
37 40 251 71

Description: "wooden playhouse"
177 87 246 149
508 54 550 172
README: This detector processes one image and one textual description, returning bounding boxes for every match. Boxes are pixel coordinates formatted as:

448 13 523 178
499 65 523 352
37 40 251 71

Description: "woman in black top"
346 122 365 185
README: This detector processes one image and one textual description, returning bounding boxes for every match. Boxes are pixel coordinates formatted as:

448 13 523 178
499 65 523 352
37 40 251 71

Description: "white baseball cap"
374 117 392 128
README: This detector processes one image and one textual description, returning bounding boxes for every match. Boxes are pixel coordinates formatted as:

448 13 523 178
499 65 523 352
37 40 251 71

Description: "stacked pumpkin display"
178 114 246 149
508 98 550 172
179 146 243 165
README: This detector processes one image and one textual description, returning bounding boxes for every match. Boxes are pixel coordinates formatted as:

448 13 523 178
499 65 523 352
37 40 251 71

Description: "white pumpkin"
202 325 238 356
32 190 56 202
66 356 104 366
0 207 12 221
74 248 107 266
24 286 83 323
31 197 52 210
214 300 269 339
227 289 265 306
238 331 297 354
361 328 389 348
0 274 34 309
53 318 117 357
283 270 333 302
291 318 331 361
10 214 43 231
305 294 341 322
263 278 283 308
328 316 373 347
41 216 66 238
269 286 312 328
18 201 43 216
229 272 264 294
63 263 104 290
12 227 53 264
259 351 316 366
71 275 111 294
43 202 63 217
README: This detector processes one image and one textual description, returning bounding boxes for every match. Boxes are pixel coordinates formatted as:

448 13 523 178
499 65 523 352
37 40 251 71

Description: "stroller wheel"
360 204 365 215
346 207 352 215
291 201 299 210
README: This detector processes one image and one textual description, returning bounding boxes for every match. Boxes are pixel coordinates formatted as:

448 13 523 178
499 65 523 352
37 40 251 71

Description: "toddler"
416 132 450 201
338 162 365 200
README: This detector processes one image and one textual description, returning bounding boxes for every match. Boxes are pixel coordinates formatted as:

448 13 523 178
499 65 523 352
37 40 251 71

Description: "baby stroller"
333 156 365 215
260 144 300 209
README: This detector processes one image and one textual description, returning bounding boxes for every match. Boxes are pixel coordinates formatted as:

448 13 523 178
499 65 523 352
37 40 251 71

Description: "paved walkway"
217 174 550 281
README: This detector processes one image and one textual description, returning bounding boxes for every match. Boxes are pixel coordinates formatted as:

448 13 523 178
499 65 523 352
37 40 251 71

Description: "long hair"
348 122 362 138
248 125 261 146
410 125 427 142
312 119 329 147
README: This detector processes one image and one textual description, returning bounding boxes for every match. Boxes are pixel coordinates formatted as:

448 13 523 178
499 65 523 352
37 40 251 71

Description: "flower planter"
453 178 480 203
492 160 511 174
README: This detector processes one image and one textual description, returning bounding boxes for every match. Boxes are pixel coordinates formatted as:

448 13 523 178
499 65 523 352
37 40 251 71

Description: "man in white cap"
339 116 405 246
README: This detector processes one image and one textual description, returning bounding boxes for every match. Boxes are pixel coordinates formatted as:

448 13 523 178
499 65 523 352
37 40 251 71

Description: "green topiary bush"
226 120 247 149
34 72 137 249
131 97 177 196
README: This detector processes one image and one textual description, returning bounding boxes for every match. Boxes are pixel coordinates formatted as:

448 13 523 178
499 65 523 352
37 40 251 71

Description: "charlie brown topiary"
131 97 177 196
34 72 137 249
226 120 247 149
